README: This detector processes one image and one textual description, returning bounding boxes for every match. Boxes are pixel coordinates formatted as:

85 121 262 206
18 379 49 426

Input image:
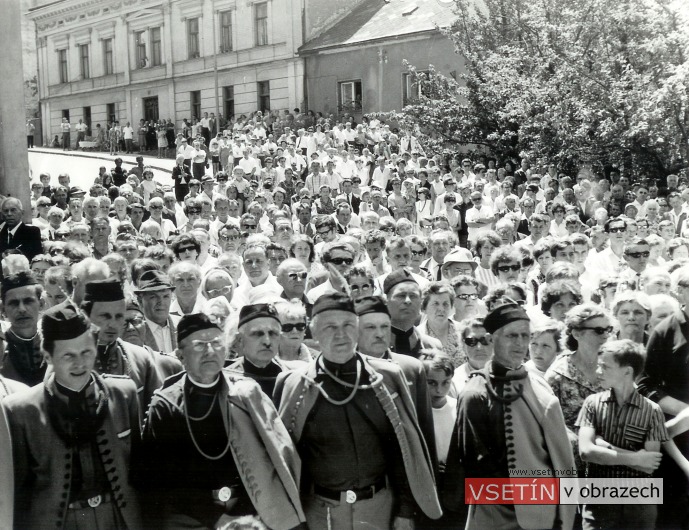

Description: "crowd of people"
3 108 689 529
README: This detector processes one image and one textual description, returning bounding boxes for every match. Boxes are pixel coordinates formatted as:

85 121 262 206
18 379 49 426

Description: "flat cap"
177 313 221 344
134 270 173 293
383 269 418 295
41 300 90 342
84 278 125 303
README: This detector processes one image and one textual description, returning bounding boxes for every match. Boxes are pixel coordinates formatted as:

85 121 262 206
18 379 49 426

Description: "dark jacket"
0 222 43 263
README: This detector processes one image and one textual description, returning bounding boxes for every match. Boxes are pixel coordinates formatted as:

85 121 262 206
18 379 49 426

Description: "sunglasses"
464 336 490 346
149 205 163 210
329 257 354 266
219 234 241 241
497 264 521 273
625 251 650 259
178 246 197 253
577 325 613 335
608 226 626 233
187 209 202 214
282 322 307 333
455 293 478 300
380 227 396 233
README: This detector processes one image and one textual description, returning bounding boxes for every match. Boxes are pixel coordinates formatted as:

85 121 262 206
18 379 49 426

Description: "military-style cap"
355 295 390 317
84 278 125 303
312 292 356 317
1 271 38 300
134 270 173 293
238 303 280 328
383 269 418 295
483 303 530 334
177 313 221 343
41 300 90 342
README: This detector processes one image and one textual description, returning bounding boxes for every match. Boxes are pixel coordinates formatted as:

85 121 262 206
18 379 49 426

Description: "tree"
376 0 689 180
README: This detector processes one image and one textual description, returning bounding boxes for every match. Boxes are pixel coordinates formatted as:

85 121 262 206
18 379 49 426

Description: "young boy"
423 353 457 474
576 339 682 529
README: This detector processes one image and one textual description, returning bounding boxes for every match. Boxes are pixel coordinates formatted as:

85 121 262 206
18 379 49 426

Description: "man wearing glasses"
140 312 306 529
307 242 356 303
226 303 305 397
619 239 651 289
588 217 628 283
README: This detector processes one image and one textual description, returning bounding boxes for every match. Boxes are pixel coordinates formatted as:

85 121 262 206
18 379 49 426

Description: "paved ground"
28 147 176 192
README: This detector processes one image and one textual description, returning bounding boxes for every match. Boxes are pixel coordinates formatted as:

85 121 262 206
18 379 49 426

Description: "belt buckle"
87 495 102 508
345 490 357 504
218 487 232 502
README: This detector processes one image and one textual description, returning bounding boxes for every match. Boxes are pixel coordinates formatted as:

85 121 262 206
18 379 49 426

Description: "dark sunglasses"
219 234 241 241
497 264 521 273
187 209 202 214
608 226 626 233
287 272 308 281
380 227 396 233
455 293 478 300
149 205 163 210
282 322 307 332
178 246 197 253
329 257 354 266
464 336 490 346
625 251 650 259
577 325 613 335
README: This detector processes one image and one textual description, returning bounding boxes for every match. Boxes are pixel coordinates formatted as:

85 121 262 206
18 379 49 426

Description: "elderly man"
80 278 178 421
385 269 441 357
226 304 305 397
4 300 143 529
355 295 436 468
140 313 306 529
0 272 46 386
307 241 356 303
135 270 177 354
446 302 576 529
275 292 442 529
71 257 111 305
0 198 43 263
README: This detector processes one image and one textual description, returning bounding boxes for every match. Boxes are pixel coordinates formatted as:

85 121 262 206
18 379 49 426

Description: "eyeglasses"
411 249 426 256
576 325 613 335
328 257 354 266
349 284 372 293
287 272 308 281
124 316 144 327
455 293 479 300
178 246 197 254
281 322 307 333
497 264 521 273
219 234 241 241
188 338 225 352
187 209 202 214
464 336 490 346
380 227 396 233
608 226 626 233
277 226 293 232
625 251 650 259
149 205 163 210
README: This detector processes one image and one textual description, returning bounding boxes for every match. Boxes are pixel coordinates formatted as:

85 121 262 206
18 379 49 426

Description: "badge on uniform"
218 487 232 502
87 495 102 508
345 490 357 504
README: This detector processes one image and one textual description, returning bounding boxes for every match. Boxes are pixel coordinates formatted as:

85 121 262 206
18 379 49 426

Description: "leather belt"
314 477 387 504
68 492 113 510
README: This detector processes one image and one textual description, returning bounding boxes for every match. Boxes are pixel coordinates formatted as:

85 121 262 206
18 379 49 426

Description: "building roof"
300 0 457 54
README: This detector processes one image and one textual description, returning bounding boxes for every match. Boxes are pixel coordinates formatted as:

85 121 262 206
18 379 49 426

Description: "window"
62 109 70 121
254 3 268 46
103 39 114 75
257 81 270 112
107 103 116 124
187 18 200 59
402 71 428 106
58 49 68 83
190 90 201 121
79 45 89 79
151 27 162 66
83 107 91 131
223 86 235 119
135 31 147 68
220 10 233 52
338 81 363 113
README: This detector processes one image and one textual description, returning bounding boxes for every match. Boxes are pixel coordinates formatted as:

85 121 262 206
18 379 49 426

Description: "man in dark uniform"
446 302 576 529
355 294 437 468
4 300 143 529
385 269 442 357
80 278 179 422
226 303 305 397
140 313 306 529
0 198 43 263
0 272 46 386
275 292 442 529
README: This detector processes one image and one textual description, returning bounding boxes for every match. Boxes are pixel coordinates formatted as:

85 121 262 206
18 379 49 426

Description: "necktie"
436 265 442 281
347 194 351 205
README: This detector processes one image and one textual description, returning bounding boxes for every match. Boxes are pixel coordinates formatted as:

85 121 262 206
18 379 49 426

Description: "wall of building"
304 33 461 117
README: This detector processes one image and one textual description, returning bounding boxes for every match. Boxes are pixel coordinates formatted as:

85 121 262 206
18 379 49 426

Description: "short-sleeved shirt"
575 388 668 478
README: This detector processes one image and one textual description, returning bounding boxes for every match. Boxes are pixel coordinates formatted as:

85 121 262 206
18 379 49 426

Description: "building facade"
299 0 461 121
28 0 306 143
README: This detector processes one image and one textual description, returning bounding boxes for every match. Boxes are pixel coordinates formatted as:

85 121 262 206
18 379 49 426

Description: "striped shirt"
575 388 668 478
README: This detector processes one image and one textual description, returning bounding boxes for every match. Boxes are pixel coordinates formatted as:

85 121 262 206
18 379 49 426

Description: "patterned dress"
420 318 466 368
